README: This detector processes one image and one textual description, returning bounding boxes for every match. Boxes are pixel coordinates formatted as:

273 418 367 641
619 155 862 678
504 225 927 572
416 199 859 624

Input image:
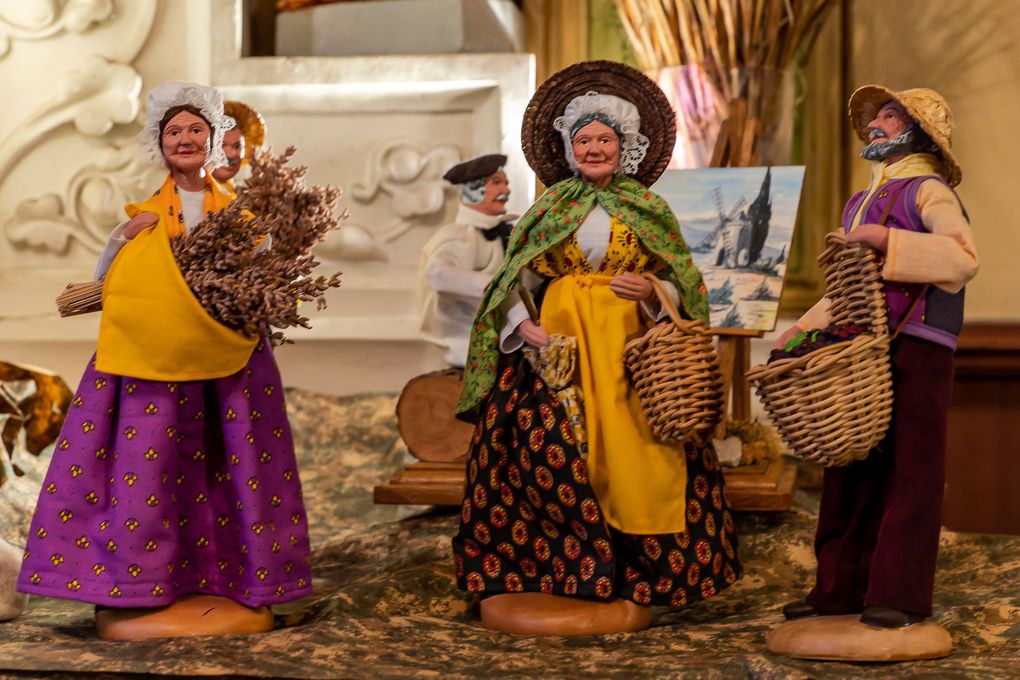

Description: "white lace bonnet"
136 81 235 170
552 91 650 177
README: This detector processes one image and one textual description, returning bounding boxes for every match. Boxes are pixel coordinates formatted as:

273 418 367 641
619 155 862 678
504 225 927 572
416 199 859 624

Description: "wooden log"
395 369 474 463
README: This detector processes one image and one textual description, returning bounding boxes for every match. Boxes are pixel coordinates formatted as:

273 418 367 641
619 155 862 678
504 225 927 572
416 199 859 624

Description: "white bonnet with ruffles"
552 91 650 176
136 81 235 170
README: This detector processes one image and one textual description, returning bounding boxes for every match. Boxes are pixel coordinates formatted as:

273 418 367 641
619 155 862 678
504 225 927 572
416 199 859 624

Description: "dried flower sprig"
170 147 345 345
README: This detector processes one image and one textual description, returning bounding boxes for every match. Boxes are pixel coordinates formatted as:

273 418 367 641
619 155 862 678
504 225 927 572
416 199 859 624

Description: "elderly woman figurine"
17 81 312 639
452 61 741 635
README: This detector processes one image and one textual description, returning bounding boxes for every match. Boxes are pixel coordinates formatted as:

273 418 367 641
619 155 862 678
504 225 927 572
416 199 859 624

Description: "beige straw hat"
223 100 267 166
848 85 961 187
522 60 675 188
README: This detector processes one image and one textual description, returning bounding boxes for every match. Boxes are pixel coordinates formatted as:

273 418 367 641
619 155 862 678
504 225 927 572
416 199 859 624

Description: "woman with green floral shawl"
452 61 741 635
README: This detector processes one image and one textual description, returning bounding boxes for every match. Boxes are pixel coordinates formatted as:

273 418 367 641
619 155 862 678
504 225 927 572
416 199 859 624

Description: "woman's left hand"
609 272 653 301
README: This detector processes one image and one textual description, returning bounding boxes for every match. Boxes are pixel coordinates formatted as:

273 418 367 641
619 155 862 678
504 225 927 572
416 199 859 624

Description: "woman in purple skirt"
17 82 312 638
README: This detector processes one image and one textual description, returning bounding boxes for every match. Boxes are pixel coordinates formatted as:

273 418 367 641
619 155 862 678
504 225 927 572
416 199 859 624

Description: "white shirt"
418 204 510 366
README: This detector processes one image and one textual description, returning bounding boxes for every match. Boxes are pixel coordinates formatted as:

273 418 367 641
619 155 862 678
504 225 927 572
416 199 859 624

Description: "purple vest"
841 175 966 350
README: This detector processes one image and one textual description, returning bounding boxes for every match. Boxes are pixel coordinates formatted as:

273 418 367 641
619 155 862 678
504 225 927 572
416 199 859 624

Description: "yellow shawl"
96 173 257 381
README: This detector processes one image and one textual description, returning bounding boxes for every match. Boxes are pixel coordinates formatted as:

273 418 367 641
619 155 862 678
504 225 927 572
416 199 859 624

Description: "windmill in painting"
705 168 772 270
655 166 804 331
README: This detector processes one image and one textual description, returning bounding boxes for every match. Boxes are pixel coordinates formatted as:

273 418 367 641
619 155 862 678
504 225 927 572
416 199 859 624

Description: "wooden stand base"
480 592 652 636
95 595 274 640
767 615 953 662
373 457 796 511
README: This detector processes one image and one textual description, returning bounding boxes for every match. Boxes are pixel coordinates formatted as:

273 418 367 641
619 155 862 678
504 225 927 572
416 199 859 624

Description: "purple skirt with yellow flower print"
17 341 312 608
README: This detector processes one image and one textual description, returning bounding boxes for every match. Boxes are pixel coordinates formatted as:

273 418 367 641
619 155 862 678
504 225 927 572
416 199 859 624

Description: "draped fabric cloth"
17 344 313 607
451 350 740 606
530 218 688 534
457 175 709 417
97 173 256 382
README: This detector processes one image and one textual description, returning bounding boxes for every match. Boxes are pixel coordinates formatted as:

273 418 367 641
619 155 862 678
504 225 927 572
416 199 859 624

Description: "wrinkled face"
161 110 210 173
472 170 510 216
866 101 910 145
571 120 620 186
213 128 245 182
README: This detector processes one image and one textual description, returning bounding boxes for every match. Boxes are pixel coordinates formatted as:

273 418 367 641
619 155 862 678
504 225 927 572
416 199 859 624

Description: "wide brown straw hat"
522 60 676 188
848 85 961 187
223 100 267 165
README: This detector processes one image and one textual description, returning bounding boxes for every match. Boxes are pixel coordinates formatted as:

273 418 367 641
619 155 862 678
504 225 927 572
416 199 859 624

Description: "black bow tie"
481 221 514 248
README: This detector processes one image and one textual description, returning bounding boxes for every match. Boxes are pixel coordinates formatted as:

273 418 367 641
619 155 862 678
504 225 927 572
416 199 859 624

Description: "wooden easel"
710 98 765 433
702 99 796 508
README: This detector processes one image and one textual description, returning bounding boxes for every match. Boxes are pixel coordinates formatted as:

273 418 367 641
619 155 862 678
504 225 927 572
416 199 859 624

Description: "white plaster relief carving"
1 57 143 253
0 0 157 256
0 0 113 58
4 143 160 254
317 140 461 262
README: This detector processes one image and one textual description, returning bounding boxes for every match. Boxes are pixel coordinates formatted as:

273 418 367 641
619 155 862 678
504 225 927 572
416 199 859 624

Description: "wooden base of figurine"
95 595 274 640
767 614 953 662
479 593 652 636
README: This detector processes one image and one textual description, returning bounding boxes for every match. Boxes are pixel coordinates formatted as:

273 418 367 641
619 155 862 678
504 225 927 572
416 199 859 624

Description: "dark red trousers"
806 334 955 618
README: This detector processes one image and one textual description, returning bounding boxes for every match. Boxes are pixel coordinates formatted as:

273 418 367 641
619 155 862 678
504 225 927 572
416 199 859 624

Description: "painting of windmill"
654 166 805 331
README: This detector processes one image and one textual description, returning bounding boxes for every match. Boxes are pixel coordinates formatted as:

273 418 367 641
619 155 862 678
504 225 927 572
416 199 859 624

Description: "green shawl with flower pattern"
456 174 709 416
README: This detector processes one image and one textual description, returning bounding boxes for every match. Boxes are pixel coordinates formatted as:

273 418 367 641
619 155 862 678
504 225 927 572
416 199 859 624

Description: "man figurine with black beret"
419 154 513 366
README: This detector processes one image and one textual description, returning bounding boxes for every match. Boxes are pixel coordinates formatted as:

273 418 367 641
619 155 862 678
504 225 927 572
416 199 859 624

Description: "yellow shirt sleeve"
881 179 979 293
796 296 832 332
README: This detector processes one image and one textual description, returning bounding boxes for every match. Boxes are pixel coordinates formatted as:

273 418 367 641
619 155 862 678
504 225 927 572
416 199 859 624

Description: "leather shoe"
860 606 925 628
782 600 819 620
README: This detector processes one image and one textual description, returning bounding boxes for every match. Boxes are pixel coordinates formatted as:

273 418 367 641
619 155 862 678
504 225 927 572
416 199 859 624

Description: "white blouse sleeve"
498 268 544 354
93 221 131 281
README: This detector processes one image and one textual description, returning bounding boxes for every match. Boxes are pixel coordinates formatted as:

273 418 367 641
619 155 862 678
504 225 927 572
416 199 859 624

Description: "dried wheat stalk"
171 147 345 345
614 0 835 127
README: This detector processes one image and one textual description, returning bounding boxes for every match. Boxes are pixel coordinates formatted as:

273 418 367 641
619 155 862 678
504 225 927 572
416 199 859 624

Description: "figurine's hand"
609 272 653 301
518 319 549 348
774 324 804 350
123 212 159 239
846 224 890 253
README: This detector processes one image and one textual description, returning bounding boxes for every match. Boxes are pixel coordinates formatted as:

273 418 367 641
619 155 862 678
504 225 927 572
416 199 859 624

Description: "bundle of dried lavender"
170 147 344 344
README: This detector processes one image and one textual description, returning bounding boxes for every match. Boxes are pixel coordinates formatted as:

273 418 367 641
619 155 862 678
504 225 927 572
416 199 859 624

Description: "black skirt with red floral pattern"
452 352 742 607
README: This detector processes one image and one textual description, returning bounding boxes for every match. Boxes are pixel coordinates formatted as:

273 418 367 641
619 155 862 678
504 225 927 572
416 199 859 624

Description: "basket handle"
517 272 541 323
641 273 691 328
852 180 926 341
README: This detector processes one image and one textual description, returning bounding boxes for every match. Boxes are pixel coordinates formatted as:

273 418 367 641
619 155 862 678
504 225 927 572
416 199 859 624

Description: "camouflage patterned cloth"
0 390 1017 679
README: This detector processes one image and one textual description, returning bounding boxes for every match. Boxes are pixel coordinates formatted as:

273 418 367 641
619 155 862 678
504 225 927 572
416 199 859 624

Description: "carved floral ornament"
0 0 157 256
317 140 461 262
0 0 113 59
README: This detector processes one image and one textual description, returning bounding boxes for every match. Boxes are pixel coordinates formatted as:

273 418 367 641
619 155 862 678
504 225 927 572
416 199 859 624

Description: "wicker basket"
746 232 893 467
623 274 724 446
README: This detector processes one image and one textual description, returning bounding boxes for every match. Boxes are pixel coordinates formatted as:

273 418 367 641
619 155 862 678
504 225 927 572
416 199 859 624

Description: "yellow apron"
96 174 257 381
531 218 688 535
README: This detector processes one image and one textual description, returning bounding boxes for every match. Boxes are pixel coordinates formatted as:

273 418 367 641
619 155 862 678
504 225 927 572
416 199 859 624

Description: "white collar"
456 204 508 229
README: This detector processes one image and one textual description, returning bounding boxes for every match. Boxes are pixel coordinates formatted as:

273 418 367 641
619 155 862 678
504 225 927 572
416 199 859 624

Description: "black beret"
442 154 507 185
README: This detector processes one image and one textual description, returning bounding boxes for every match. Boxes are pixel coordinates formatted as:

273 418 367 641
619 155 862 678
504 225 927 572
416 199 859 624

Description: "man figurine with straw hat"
771 87 977 660
212 100 267 191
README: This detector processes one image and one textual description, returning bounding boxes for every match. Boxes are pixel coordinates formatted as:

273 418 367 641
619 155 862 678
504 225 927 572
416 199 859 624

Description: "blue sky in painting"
653 166 806 252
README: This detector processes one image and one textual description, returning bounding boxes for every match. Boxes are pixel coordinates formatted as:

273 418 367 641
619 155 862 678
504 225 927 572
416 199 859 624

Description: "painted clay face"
866 101 910 144
213 128 245 182
861 101 922 162
571 120 620 187
471 170 510 216
161 109 211 174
